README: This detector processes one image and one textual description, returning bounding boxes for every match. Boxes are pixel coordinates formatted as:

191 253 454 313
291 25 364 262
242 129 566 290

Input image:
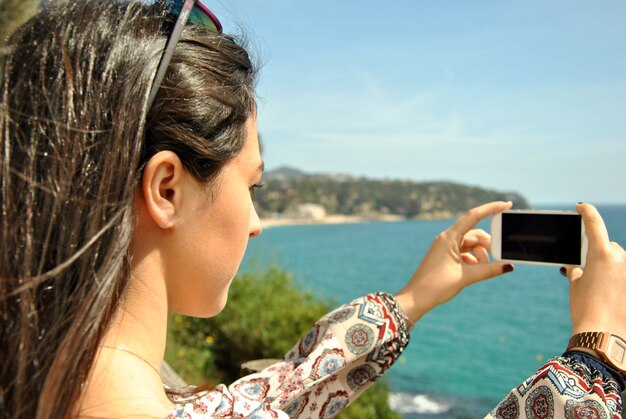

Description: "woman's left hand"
395 201 514 325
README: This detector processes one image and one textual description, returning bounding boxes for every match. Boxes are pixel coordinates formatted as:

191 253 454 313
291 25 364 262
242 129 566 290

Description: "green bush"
165 265 401 419
0 0 39 47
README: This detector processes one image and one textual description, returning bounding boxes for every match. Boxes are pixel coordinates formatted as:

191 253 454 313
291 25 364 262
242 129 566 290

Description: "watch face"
607 335 626 371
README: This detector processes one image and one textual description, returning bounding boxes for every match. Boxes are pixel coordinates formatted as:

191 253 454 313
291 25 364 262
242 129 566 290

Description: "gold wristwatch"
567 332 626 377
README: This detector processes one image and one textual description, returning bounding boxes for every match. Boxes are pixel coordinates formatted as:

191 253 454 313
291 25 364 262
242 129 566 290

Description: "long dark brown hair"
0 1 257 417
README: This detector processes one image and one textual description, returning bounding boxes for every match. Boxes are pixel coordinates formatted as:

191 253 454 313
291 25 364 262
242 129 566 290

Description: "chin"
185 288 230 318
205 295 229 318
172 269 237 318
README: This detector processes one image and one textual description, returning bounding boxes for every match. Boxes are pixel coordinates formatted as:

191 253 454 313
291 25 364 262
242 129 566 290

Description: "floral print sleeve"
487 351 624 419
166 292 410 418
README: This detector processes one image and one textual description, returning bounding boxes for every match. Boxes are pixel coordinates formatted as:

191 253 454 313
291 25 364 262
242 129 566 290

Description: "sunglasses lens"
191 1 222 33
164 0 222 33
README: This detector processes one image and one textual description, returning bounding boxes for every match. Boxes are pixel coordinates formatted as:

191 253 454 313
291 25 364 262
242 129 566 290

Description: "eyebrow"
257 161 265 174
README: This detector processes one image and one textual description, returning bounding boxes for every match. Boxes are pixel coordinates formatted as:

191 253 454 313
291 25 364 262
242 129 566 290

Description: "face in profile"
135 116 263 318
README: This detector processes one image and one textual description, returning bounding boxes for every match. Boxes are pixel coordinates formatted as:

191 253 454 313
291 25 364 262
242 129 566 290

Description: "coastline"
259 211 459 229
260 214 406 229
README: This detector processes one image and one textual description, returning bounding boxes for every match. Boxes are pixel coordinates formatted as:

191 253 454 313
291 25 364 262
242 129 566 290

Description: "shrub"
165 265 401 419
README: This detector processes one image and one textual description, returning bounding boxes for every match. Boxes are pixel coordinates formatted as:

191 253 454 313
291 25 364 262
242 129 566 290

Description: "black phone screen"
501 212 582 264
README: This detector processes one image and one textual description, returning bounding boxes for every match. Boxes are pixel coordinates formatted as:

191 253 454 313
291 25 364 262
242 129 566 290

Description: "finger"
460 229 491 252
450 201 513 239
561 264 583 283
461 246 489 265
463 262 514 284
570 267 583 281
461 252 479 265
577 203 609 250
472 246 490 264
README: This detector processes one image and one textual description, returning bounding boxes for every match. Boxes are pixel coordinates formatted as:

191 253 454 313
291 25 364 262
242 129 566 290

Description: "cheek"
210 196 252 270
188 216 248 287
181 197 252 310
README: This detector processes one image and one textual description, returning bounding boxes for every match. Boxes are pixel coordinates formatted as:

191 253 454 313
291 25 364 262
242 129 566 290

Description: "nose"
249 204 263 238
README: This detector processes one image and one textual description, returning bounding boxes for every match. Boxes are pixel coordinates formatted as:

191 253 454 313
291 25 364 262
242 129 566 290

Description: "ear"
140 151 186 229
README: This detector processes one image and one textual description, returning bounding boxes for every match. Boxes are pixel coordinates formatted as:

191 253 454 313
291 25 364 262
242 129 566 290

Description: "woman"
1 1 623 418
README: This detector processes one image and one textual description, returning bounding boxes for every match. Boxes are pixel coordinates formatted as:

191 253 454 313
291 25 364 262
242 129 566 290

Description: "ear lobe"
140 151 185 229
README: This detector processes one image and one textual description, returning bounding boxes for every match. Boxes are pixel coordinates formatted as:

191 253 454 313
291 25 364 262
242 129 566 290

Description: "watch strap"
567 331 605 351
567 332 626 378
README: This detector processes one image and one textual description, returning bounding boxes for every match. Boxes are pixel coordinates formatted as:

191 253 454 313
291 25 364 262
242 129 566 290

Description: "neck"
102 268 169 369
78 253 173 417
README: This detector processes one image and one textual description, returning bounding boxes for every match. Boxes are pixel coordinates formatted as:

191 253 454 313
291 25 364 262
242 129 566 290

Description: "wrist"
566 331 626 379
572 314 626 340
393 291 430 327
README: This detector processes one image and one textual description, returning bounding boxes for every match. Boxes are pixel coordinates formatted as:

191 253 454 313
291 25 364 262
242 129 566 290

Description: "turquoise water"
240 205 626 418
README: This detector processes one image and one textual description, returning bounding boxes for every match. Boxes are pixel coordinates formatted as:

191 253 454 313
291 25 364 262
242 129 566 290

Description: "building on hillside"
291 203 327 219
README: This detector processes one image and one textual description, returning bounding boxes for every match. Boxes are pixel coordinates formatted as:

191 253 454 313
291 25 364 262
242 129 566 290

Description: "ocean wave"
389 392 452 415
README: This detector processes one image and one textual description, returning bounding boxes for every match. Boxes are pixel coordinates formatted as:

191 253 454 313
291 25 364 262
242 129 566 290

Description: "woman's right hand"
395 201 514 326
563 203 626 338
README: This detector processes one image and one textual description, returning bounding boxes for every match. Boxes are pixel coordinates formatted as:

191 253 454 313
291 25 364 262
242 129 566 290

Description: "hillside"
255 166 530 220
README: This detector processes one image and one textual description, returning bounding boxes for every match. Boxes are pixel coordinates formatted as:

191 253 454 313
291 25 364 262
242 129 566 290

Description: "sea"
239 204 626 418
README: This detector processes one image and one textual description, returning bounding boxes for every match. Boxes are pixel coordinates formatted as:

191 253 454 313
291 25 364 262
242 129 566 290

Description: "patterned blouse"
166 293 624 418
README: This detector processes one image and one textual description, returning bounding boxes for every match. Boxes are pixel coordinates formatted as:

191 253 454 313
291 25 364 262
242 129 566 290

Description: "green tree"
254 172 529 219
0 0 40 46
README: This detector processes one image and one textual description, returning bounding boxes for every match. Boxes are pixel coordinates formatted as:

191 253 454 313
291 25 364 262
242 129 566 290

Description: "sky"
208 1 626 205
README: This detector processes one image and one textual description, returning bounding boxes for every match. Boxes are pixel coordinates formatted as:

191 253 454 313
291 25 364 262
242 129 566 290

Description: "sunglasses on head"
147 0 222 108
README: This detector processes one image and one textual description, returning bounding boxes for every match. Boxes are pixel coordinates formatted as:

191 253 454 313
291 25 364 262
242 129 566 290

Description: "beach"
260 214 406 228
260 212 460 229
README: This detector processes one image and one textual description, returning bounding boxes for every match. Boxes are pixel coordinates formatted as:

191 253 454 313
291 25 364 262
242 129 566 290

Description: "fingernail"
503 264 514 273
560 267 567 276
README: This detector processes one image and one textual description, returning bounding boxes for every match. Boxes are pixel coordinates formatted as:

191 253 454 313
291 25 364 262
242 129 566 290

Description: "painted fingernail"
503 264 514 273
560 267 567 276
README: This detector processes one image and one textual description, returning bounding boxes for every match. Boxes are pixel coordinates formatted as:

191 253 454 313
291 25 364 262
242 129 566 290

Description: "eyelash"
250 183 265 195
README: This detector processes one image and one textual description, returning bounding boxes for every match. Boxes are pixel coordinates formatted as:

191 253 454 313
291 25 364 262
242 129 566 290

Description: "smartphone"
491 210 587 266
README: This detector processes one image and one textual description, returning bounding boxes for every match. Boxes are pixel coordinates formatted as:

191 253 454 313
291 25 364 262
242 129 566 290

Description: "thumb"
560 264 583 283
463 262 514 285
